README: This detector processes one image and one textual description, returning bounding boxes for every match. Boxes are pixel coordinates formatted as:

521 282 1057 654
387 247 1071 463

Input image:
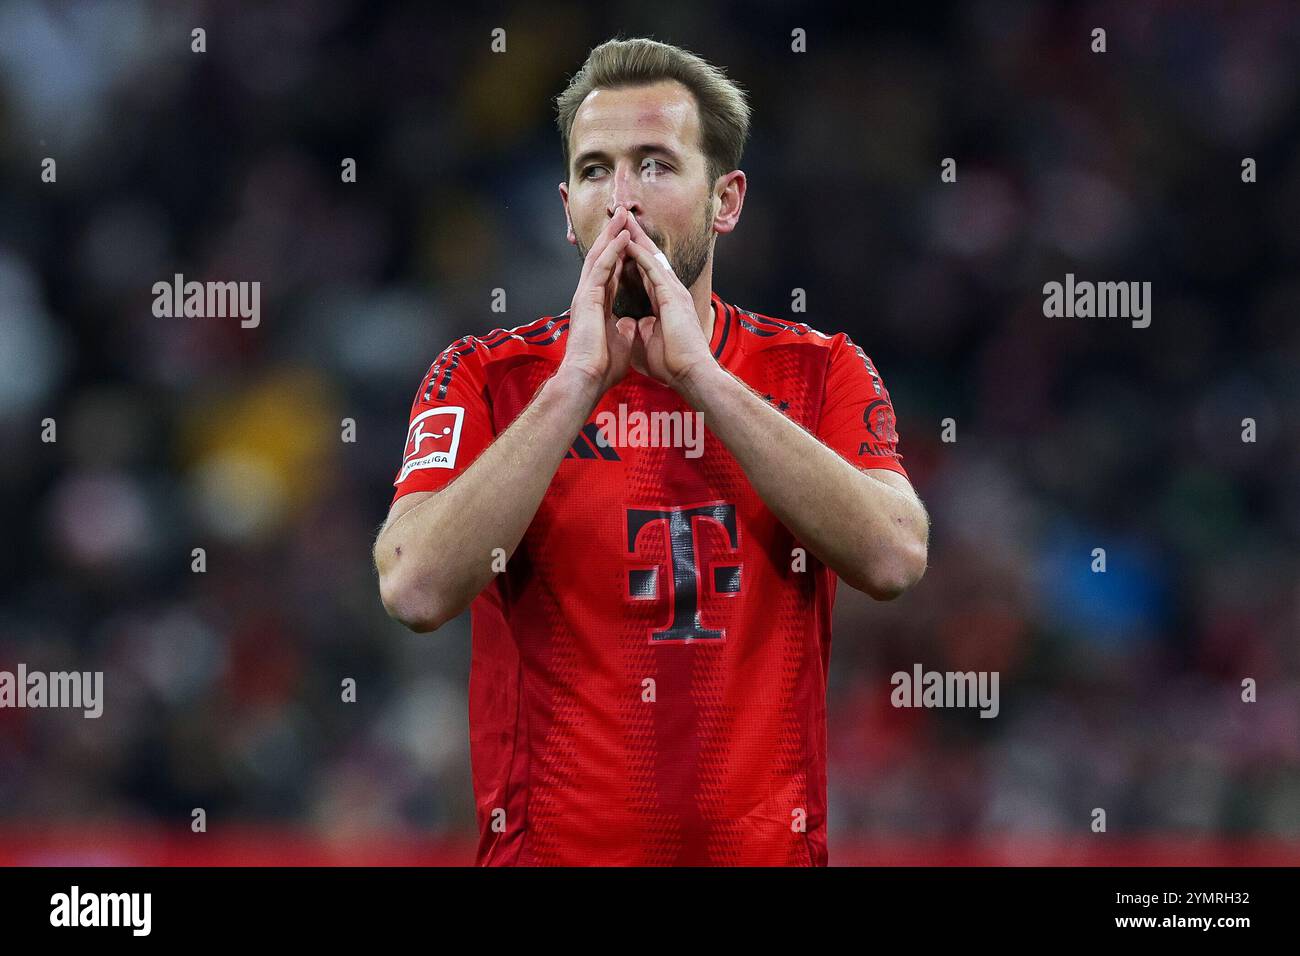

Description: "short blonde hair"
555 37 751 187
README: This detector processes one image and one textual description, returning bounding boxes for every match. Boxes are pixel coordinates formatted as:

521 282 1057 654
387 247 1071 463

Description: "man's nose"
607 164 643 218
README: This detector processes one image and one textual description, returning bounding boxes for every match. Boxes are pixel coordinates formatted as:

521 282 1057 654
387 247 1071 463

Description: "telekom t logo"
626 502 741 643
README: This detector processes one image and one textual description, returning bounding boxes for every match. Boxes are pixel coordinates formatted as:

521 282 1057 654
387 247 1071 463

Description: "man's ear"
712 170 746 236
558 181 577 245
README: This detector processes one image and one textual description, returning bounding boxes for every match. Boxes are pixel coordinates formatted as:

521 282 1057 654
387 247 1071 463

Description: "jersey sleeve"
390 336 495 507
816 334 909 479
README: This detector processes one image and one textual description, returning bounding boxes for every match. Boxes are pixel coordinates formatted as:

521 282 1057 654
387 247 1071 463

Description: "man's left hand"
622 212 718 392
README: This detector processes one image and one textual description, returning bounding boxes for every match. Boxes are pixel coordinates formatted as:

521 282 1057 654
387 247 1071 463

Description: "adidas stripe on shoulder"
420 311 572 402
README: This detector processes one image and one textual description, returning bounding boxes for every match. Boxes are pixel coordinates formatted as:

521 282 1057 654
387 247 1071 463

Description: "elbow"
852 539 928 602
398 606 446 634
378 569 451 634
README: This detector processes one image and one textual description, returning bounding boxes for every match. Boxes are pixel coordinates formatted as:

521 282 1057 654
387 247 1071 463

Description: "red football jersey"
390 292 908 865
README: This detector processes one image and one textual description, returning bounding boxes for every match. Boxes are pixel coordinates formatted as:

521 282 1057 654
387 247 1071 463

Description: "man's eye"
582 165 607 179
641 159 669 175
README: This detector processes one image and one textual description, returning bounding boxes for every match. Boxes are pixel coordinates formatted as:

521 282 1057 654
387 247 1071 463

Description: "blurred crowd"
0 0 1297 855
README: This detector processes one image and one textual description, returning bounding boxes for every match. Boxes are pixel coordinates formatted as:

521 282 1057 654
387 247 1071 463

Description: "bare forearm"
676 362 927 598
376 366 602 627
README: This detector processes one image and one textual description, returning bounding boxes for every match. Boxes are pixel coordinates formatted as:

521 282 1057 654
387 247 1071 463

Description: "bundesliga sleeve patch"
396 406 465 484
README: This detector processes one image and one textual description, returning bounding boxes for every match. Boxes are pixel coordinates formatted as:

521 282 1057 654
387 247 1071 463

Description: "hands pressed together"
562 205 716 396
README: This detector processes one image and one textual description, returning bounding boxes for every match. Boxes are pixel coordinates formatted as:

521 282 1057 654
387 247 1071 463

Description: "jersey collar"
708 291 733 364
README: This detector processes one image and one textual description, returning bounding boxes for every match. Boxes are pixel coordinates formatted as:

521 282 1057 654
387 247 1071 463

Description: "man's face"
561 80 718 318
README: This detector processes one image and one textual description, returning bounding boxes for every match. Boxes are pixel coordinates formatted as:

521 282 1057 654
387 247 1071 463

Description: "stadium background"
1 1 1297 865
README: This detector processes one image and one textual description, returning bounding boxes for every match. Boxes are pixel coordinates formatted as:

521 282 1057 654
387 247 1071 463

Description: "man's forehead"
570 81 700 152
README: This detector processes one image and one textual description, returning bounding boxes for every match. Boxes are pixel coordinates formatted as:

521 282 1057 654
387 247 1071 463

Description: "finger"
625 239 675 296
579 207 629 284
637 315 663 373
624 212 678 274
624 211 658 252
606 313 634 364
624 235 659 273
597 205 630 252
615 316 637 343
579 212 624 287
579 209 627 288
631 259 662 314
608 228 632 291
610 234 630 291
627 215 680 285
585 229 631 294
603 243 625 321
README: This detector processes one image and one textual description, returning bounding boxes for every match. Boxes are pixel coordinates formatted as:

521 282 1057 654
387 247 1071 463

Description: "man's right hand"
560 205 636 396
